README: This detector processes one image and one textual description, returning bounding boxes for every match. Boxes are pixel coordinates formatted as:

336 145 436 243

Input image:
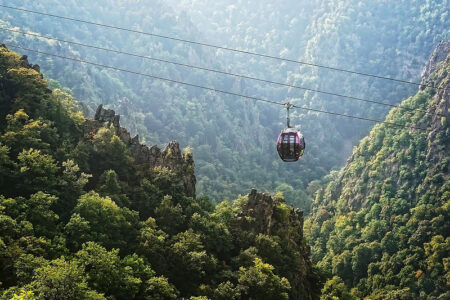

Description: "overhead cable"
4 43 429 132
0 3 446 92
0 27 439 117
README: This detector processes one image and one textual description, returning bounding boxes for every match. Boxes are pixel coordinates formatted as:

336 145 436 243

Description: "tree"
64 213 92 251
155 195 185 236
0 143 14 194
1 110 55 157
211 200 235 227
9 288 36 300
65 192 139 250
137 217 168 275
0 192 59 238
332 250 353 286
75 242 149 299
21 192 59 238
150 166 185 200
5 67 50 118
91 126 133 178
56 159 91 219
424 235 449 279
352 244 373 284
212 281 241 300
320 276 357 300
38 89 84 139
237 257 291 300
167 229 216 295
30 258 105 299
16 149 59 196
132 178 162 220
98 169 129 207
145 276 178 300
14 254 48 286
254 234 284 270
189 212 233 259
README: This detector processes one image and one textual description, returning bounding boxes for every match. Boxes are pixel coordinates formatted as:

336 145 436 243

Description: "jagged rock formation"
421 41 450 81
17 53 42 75
421 41 450 187
235 189 319 300
236 189 304 239
85 104 196 197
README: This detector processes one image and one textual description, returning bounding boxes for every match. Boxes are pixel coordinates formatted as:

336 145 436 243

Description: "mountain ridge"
307 41 449 299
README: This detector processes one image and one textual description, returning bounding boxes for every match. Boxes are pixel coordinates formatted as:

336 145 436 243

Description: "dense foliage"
0 1 448 211
306 51 450 299
0 47 320 299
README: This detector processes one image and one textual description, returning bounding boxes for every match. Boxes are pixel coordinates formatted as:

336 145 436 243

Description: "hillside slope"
307 42 449 299
0 46 320 299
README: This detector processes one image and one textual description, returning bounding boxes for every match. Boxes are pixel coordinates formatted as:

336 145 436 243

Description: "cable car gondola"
277 103 305 162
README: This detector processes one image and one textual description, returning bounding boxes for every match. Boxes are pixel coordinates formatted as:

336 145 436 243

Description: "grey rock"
86 105 196 197
233 189 317 299
421 41 450 84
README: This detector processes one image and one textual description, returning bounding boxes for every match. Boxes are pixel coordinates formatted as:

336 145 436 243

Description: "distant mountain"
306 42 449 299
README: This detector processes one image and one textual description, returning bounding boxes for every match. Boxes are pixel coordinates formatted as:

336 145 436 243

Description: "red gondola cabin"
277 128 305 162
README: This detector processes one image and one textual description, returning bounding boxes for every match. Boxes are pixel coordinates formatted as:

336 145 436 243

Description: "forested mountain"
306 42 450 299
1 1 450 299
0 1 448 210
0 46 321 299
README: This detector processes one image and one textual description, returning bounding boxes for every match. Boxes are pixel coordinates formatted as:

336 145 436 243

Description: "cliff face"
235 189 320 300
421 41 450 191
85 104 196 197
236 189 304 240
421 41 450 82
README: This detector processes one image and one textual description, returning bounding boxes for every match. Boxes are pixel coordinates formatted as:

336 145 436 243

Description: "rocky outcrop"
16 54 42 75
234 189 318 300
94 104 120 127
86 104 196 197
1 44 46 83
421 40 449 133
421 41 450 188
420 41 450 82
236 189 304 239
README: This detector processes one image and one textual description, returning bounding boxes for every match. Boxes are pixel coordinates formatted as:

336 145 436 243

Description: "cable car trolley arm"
284 102 294 128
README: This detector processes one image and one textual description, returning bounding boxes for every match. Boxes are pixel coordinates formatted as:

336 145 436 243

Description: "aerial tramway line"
0 4 437 162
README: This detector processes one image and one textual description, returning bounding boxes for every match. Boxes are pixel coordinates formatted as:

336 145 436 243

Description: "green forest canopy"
306 46 450 299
